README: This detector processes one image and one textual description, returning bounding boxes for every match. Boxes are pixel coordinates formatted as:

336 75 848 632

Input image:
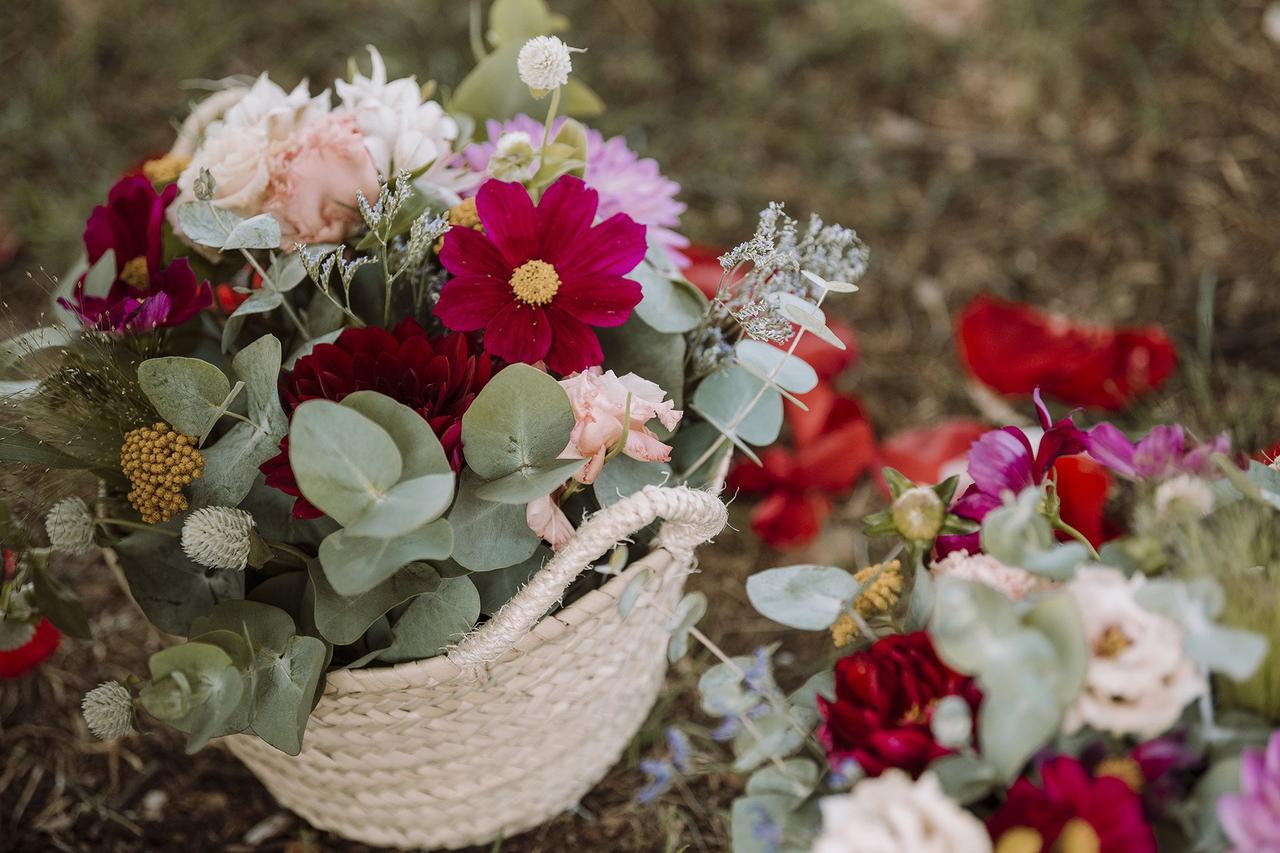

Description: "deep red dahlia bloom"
957 295 1176 411
261 319 496 519
987 756 1157 852
59 175 211 333
817 631 981 778
728 394 875 549
0 618 60 678
434 176 647 376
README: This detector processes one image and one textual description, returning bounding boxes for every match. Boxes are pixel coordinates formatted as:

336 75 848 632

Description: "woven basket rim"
322 546 674 695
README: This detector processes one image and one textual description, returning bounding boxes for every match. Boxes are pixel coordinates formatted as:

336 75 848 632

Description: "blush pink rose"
559 368 683 485
264 114 380 245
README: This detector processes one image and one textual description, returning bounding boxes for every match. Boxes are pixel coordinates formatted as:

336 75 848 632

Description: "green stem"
267 541 313 567
539 87 562 158
1053 517 1101 562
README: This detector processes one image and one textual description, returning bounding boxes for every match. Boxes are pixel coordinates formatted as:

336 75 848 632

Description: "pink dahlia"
434 176 647 376
459 115 689 267
60 175 211 332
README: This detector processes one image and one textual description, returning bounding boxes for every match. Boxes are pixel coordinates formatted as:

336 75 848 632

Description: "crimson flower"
261 320 496 519
878 419 989 486
987 756 1157 852
434 176 647 375
0 618 60 678
728 394 875 549
957 295 1177 410
817 632 981 778
59 175 211 333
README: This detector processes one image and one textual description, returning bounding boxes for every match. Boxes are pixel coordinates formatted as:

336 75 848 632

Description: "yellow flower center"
509 259 561 305
448 197 483 231
1056 818 1102 853
994 828 1043 853
142 153 191 185
1095 756 1144 792
1094 625 1133 659
121 256 150 290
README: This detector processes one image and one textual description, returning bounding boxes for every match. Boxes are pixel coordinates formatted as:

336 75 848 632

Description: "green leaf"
32 564 91 639
460 363 575 479
319 519 454 596
475 457 585 504
669 422 731 487
594 455 672 508
249 634 326 755
745 759 820 799
596 314 687 409
377 575 481 663
265 251 306 292
978 666 1062 781
488 0 567 45
1022 592 1088 705
143 642 247 751
735 340 818 394
745 565 857 630
448 471 540 571
631 257 707 334
339 391 451 479
190 600 296 657
137 357 232 439
692 364 783 447
308 559 443 646
0 428 120 482
221 213 281 251
289 400 403 526
929 577 1022 675
177 665 247 753
776 294 847 350
930 753 1001 804
450 42 603 124
667 591 707 663
698 656 762 717
114 527 245 635
0 326 76 371
177 201 246 248
344 474 456 539
618 569 652 619
730 795 811 853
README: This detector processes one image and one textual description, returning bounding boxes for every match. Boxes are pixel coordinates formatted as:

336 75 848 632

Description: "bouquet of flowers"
0 1 868 759
648 392 1278 852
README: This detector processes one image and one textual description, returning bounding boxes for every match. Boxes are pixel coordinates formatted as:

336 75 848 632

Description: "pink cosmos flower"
559 368 682 485
434 176 647 375
1085 422 1230 481
264 114 381 245
1217 729 1280 851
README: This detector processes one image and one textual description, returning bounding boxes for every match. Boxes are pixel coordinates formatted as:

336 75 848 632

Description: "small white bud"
516 36 576 95
82 680 135 741
488 131 539 182
1154 474 1214 523
181 506 255 571
46 497 96 555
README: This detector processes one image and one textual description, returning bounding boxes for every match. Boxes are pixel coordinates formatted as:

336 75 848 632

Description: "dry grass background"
2 0 1279 850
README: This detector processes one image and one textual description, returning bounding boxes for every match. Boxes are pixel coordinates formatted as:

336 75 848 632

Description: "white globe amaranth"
46 496 96 555
812 771 992 853
516 36 576 94
181 506 256 571
82 680 135 741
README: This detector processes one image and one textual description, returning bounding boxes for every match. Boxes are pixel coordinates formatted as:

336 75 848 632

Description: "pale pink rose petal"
526 495 574 549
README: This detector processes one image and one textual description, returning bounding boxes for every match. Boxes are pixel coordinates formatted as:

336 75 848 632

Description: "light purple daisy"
459 115 689 267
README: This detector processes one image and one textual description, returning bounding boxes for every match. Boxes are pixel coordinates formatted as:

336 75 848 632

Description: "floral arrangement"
0 1 868 756
646 390 1280 852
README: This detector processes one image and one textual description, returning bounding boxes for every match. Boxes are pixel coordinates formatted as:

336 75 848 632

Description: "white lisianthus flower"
1063 566 1206 739
930 549 1048 601
516 36 575 95
812 771 992 853
335 46 460 180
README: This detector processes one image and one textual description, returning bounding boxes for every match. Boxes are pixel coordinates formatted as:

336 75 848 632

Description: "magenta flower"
460 115 689 267
936 389 1088 555
60 175 211 332
434 175 647 375
1218 730 1280 851
1085 422 1230 480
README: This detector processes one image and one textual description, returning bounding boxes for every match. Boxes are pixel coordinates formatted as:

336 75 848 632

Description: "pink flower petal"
475 180 540 270
554 274 643 327
535 176 597 263
483 301 552 365
440 225 512 278
434 276 514 331
527 494 574 549
555 212 647 278
543 308 604 375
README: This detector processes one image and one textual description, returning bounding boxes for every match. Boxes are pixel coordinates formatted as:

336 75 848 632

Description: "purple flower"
1217 730 1280 851
459 115 689 267
936 389 1087 555
1085 422 1230 480
60 175 211 333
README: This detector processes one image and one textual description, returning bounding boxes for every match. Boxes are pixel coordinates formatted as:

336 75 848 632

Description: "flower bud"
516 36 576 96
45 496 95 555
82 681 135 741
891 487 946 541
181 506 255 571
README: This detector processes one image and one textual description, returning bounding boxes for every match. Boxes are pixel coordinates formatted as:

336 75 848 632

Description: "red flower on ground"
682 243 729 300
0 618 60 678
261 319 496 519
817 631 982 778
728 394 875 549
957 295 1177 410
987 756 1157 852
434 176 647 375
879 419 989 485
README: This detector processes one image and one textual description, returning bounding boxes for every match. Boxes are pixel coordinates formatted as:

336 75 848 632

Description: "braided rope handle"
447 485 728 668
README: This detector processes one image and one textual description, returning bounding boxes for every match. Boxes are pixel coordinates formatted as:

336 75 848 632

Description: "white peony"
1063 566 1206 739
930 549 1048 601
335 47 460 180
812 771 992 853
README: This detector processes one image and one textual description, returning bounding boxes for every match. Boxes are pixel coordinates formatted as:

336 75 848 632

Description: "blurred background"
2 0 1279 849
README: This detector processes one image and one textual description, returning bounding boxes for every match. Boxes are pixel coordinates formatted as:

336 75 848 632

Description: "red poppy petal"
482 302 552 365
555 212 648 278
1052 454 1112 547
796 419 876 493
752 492 828 549
439 225 511 279
535 176 597 263
434 276 514 332
554 274 643 327
879 419 989 486
475 180 540 270
543 308 604 375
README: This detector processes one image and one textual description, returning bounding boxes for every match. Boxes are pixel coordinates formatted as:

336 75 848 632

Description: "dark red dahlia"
260 319 496 519
0 618 60 678
986 756 1157 852
817 631 981 778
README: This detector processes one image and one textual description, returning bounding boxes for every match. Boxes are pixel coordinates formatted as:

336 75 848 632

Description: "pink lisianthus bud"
558 368 683 485
526 493 575 550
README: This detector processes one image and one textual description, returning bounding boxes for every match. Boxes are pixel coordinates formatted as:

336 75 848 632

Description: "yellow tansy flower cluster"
830 560 905 648
120 423 205 524
435 198 484 253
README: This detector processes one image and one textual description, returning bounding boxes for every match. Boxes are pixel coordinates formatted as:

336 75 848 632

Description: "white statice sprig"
516 36 582 96
181 506 256 571
82 681 135 741
46 496 96 556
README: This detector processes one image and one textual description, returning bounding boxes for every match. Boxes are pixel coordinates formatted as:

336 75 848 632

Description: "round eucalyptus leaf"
776 293 846 350
319 519 454 596
474 457 586 505
594 455 672 508
745 565 857 630
339 391 450 478
735 340 819 394
460 363 575 479
289 400 403 526
308 559 442 646
692 364 783 447
377 576 481 663
448 471 540 571
343 473 456 539
137 357 232 439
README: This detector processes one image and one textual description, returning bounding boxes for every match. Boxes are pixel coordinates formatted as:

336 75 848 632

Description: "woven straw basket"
225 484 728 850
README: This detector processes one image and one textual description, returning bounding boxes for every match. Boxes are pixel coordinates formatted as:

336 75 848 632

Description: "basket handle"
447 484 728 668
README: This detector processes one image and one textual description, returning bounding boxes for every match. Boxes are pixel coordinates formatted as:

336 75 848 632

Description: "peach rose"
263 114 380 245
559 368 683 485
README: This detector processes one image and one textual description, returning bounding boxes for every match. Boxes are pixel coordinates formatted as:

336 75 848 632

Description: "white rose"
223 73 330 141
170 86 250 159
812 771 992 853
177 124 272 216
1063 566 1206 739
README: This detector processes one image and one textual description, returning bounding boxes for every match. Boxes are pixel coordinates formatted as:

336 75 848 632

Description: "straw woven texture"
226 484 728 850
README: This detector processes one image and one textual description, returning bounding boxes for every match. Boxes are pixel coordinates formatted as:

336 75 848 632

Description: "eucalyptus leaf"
176 665 247 753
666 591 707 663
617 569 652 619
978 667 1062 781
460 363 575 479
735 340 819 394
475 457 585 504
339 391 450 478
930 753 1002 804
0 326 76 371
227 288 284 320
745 759 819 799
221 213 281 251
32 564 91 639
776 293 846 350
190 599 295 657
137 357 231 439
308 559 443 646
249 634 327 755
289 400 403 526
0 427 120 481
488 0 568 45
449 41 603 124
343 473 456 539
631 260 707 334
265 251 306 292
319 519 454 596
471 548 548 614
596 314 686 409
114 528 245 635
377 575 481 663
732 710 807 773
698 656 761 717
746 565 857 630
448 471 540 571
594 455 671 508
1022 592 1088 705
692 364 783 447
177 201 246 248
